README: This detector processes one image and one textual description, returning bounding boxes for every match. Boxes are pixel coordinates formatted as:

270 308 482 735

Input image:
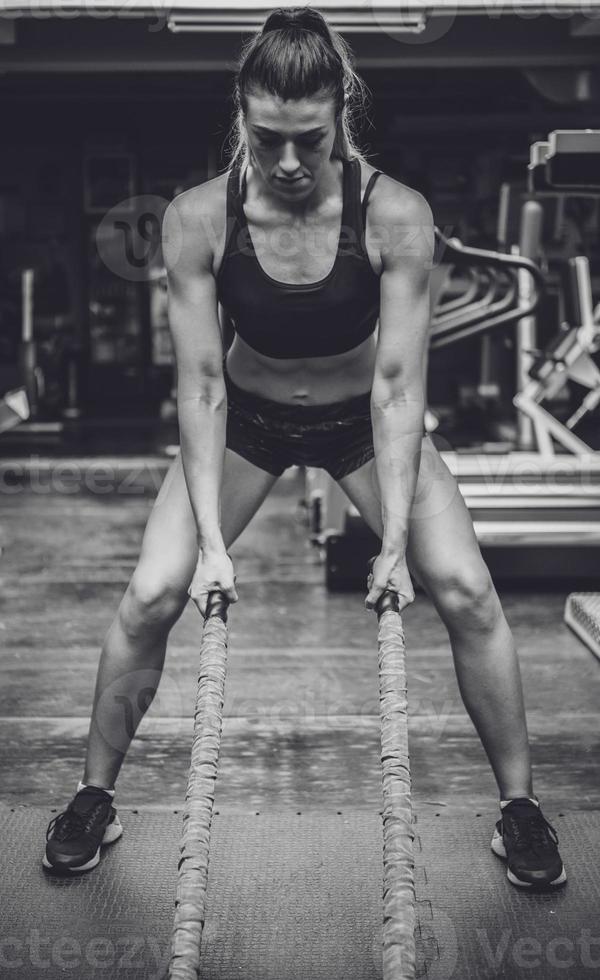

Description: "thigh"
337 436 491 597
137 448 279 593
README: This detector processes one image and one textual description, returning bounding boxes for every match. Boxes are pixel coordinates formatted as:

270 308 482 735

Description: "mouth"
275 176 305 185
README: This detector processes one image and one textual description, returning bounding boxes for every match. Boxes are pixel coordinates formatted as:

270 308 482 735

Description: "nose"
278 143 301 175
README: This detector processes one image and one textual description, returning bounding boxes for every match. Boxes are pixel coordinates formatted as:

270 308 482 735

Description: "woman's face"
244 89 338 200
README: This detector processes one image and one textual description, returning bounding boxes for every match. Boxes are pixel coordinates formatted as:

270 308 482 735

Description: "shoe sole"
42 813 124 874
491 828 567 888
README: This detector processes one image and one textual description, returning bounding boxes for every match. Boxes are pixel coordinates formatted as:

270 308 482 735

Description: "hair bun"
262 7 334 48
261 10 293 34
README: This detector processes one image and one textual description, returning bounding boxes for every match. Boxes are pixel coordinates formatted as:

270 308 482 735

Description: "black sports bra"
216 157 382 359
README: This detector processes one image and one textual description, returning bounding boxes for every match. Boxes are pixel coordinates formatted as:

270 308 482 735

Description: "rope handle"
204 589 229 623
368 556 401 619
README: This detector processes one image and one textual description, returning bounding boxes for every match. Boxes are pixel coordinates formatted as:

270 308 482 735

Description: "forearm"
371 393 425 554
177 381 227 552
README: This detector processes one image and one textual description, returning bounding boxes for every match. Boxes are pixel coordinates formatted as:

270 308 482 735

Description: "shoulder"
361 165 435 272
365 166 433 226
166 171 230 225
162 172 230 276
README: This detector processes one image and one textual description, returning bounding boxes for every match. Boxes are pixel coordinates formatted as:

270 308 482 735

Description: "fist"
365 552 415 613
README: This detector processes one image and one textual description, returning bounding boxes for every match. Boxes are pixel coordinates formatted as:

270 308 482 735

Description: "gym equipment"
168 590 230 980
167 583 416 979
9 266 82 435
564 593 600 661
309 130 600 589
168 592 228 980
513 255 600 455
19 268 41 420
0 387 29 434
429 228 545 350
374 583 415 979
528 130 600 195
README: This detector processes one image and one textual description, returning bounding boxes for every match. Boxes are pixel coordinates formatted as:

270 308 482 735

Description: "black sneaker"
491 798 567 888
42 785 123 874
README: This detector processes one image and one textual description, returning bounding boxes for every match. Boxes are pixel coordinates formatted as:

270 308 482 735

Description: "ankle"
500 795 539 809
499 783 535 801
78 779 115 798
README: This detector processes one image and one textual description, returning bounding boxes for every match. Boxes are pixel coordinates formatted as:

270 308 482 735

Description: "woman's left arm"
366 182 435 609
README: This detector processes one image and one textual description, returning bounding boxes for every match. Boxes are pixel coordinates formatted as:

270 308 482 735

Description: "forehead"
245 91 335 133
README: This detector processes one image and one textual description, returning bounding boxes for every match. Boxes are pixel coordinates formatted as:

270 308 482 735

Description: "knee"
120 569 188 638
431 567 500 629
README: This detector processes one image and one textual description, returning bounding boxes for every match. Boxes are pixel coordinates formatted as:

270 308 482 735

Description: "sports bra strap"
361 170 382 228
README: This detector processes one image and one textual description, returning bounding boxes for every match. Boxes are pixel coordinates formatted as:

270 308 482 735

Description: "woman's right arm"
162 189 236 603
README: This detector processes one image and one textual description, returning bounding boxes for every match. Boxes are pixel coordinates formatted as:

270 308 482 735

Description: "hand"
188 549 238 618
365 551 415 613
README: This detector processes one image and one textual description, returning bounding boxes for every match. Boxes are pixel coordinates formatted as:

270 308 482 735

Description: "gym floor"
1 458 599 978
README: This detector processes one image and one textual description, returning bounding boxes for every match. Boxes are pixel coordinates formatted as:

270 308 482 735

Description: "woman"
43 5 565 890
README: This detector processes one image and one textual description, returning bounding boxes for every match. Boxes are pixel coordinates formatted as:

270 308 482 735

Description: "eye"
255 135 324 149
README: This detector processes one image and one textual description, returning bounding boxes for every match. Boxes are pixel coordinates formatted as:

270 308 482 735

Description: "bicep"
162 197 224 397
373 192 434 399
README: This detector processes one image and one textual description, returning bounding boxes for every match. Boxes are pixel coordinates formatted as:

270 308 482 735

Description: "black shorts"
224 363 426 481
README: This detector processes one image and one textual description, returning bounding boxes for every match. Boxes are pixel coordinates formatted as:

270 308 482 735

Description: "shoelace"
46 799 110 842
503 809 559 854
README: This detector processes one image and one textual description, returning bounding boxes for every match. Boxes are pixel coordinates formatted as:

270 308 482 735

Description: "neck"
245 158 344 217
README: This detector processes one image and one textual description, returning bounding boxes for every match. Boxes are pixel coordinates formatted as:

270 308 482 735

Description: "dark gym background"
1 12 599 446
